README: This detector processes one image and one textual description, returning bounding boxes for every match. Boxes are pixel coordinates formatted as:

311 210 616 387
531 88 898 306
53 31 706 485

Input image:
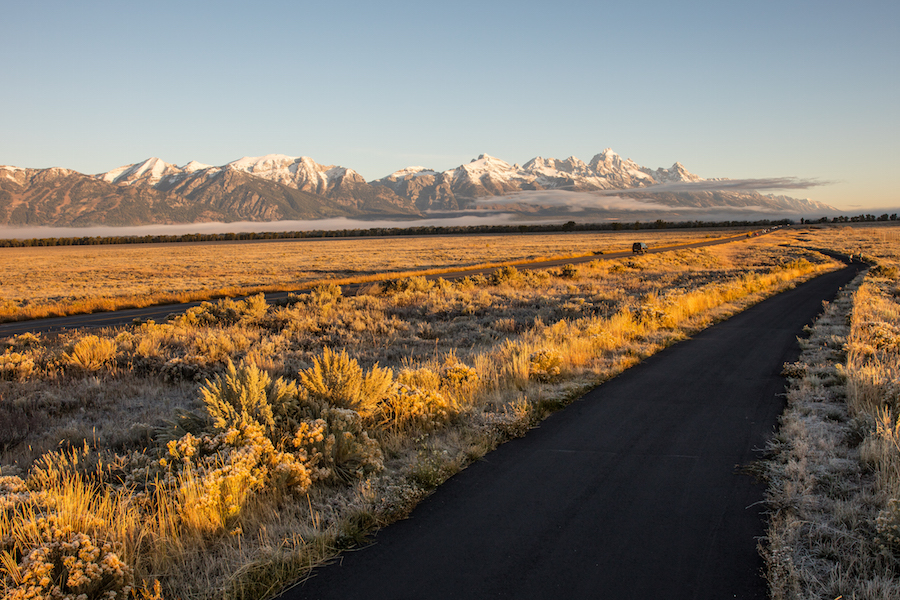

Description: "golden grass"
0 229 749 323
0 227 850 598
761 222 900 599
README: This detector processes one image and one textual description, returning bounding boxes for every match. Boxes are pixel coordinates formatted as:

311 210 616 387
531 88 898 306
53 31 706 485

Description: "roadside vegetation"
763 223 900 598
0 229 748 323
0 228 845 598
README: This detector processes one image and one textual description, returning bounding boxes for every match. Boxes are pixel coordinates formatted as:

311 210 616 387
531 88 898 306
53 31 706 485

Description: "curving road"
279 260 862 600
0 230 767 337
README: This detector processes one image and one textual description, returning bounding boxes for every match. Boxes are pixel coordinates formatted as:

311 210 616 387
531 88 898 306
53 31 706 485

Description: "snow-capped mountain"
96 154 369 197
373 149 709 210
97 157 210 187
222 154 369 197
0 149 835 227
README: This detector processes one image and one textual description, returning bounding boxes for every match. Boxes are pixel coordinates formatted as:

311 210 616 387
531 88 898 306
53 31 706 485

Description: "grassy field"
0 225 870 599
761 222 900 599
0 229 750 323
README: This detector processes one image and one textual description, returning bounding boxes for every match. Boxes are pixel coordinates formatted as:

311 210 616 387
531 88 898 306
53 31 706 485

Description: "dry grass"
0 227 845 599
0 229 750 323
762 222 900 599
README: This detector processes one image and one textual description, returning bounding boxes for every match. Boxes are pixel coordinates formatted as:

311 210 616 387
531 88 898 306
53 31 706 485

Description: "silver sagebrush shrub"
375 384 456 434
201 361 298 436
184 294 269 326
308 283 342 310
0 351 35 381
298 348 395 418
528 349 563 382
1 516 136 599
292 408 383 484
64 335 117 371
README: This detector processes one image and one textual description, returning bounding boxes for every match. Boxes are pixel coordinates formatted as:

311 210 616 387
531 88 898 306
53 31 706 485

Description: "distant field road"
0 231 764 337
278 259 862 600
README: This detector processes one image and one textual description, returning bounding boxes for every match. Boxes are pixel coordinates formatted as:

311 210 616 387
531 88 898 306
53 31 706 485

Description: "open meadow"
761 222 900 599
2 225 889 599
0 228 751 323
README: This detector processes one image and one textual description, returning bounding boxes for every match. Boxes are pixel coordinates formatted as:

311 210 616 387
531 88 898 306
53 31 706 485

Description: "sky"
1 0 897 211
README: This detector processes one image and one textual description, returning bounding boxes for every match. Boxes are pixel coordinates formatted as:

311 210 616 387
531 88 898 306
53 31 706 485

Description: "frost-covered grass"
762 222 900 599
0 231 840 599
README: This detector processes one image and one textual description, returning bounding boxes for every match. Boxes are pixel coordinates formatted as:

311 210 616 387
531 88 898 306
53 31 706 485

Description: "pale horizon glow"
1 1 897 211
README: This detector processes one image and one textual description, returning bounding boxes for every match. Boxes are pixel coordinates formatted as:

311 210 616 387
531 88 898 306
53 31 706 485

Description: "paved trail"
280 263 862 600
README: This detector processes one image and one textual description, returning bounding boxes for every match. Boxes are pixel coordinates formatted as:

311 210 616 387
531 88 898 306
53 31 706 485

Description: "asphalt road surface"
0 230 763 337
280 261 862 600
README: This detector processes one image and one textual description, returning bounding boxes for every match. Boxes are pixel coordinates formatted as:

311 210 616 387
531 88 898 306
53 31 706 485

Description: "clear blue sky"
2 0 897 210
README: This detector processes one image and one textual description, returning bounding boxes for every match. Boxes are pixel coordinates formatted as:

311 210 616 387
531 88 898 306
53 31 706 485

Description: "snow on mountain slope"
96 148 706 199
183 160 213 173
0 165 28 186
368 149 714 209
98 157 187 186
78 148 833 218
95 154 371 198
223 155 367 196
387 166 439 179
587 148 657 187
373 149 708 202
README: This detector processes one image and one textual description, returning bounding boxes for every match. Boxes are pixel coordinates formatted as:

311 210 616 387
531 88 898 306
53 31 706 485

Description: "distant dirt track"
279 259 863 600
0 230 767 337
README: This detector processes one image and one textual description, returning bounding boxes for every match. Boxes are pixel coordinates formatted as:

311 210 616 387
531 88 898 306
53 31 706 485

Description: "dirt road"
280 262 862 599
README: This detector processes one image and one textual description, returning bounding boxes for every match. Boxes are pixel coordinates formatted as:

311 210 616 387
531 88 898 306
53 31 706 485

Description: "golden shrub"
376 384 456 434
528 349 562 382
308 283 342 311
292 408 383 484
384 276 434 294
200 361 298 436
397 367 441 392
0 351 35 381
298 348 395 418
64 335 117 371
2 521 135 599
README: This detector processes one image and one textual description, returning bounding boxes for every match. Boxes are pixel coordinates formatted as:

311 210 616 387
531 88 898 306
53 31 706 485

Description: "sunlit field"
0 229 750 323
762 222 900 599
0 226 863 599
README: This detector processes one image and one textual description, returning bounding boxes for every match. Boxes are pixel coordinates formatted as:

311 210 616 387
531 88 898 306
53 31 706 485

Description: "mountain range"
0 150 834 227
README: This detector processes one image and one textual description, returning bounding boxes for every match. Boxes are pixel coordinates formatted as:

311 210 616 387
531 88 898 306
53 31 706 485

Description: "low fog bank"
602 177 831 194
0 214 524 240
2 204 888 242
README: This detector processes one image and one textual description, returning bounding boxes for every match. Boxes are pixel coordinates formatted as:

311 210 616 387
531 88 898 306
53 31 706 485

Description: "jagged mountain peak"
589 148 628 167
464 154 513 169
226 154 302 173
664 161 703 182
182 160 212 173
522 156 589 175
225 155 360 180
385 166 438 181
97 157 182 186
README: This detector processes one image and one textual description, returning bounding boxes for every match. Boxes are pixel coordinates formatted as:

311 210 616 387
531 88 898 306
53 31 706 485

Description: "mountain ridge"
0 150 835 226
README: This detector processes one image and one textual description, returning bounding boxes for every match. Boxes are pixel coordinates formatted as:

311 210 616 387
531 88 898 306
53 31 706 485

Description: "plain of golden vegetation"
762 223 900 599
0 229 744 323
0 225 882 599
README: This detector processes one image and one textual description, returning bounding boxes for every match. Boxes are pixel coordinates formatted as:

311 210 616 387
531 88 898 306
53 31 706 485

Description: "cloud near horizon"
477 191 677 212
475 177 832 211
0 215 528 240
605 177 832 194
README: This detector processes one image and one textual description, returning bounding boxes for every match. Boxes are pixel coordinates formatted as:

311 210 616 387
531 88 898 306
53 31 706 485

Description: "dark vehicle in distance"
632 242 648 254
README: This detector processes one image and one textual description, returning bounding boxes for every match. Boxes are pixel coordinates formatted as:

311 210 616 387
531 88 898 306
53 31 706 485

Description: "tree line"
0 216 869 248
801 213 897 224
